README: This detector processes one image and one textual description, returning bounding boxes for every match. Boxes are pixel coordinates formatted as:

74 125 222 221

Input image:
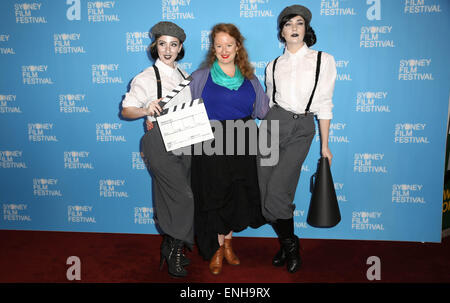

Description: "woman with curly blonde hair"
189 23 270 275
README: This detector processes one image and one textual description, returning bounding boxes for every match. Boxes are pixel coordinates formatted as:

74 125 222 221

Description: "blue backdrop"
1 0 449 243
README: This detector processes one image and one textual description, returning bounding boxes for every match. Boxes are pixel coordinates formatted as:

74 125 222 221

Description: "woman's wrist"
142 107 150 117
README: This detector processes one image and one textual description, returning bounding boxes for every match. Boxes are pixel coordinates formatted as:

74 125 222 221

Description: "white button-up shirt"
265 44 337 120
122 59 191 121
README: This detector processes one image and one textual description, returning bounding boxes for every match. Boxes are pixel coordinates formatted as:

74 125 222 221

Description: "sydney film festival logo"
0 151 26 169
239 0 274 18
87 1 119 22
3 203 31 222
353 153 387 174
404 0 442 14
14 2 47 24
68 205 96 223
96 123 126 142
64 151 94 169
392 184 426 204
398 59 434 81
352 211 384 231
320 0 357 16
28 123 57 142
134 207 154 225
360 26 394 48
126 32 149 53
356 92 390 113
54 33 86 54
22 65 54 85
394 123 430 144
162 0 195 20
59 94 89 113
0 94 21 114
33 178 62 197
91 64 123 84
99 179 128 198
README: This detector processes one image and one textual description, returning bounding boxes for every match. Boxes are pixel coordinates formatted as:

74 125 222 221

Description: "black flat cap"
278 5 312 27
150 21 186 43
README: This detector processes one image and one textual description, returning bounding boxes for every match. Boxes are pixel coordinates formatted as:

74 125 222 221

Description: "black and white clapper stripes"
158 77 192 113
160 98 205 116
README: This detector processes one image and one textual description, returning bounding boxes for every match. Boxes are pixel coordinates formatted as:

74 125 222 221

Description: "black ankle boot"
272 239 287 267
280 235 301 273
159 236 188 277
271 219 293 267
160 235 190 267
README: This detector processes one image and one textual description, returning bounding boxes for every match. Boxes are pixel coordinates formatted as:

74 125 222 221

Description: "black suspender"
305 51 322 115
272 56 280 105
153 64 187 106
177 67 187 80
153 65 162 99
272 51 322 115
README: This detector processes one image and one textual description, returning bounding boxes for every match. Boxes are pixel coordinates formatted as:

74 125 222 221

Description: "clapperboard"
158 77 192 109
156 80 213 152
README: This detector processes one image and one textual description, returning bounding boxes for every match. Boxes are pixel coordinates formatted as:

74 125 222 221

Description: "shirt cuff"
121 94 142 108
317 112 333 120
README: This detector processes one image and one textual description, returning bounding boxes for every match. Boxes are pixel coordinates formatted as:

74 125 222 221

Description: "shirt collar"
155 58 177 77
284 43 309 60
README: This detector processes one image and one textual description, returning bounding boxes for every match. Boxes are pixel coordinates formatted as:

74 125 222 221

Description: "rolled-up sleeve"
315 53 337 120
122 73 154 108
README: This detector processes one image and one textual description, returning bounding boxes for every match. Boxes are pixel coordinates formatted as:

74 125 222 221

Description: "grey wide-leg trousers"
141 123 194 245
257 105 316 223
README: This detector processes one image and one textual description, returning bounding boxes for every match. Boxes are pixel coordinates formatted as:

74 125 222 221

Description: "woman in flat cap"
121 21 193 278
257 5 337 273
189 23 270 275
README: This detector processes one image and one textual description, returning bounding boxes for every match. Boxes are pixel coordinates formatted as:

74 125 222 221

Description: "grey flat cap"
278 5 312 27
150 21 186 43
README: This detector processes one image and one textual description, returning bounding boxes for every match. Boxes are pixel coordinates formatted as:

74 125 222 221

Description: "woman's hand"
146 120 154 131
144 98 163 117
321 147 333 166
143 98 163 131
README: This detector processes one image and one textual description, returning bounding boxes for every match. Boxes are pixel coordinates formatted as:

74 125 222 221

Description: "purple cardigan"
189 68 270 120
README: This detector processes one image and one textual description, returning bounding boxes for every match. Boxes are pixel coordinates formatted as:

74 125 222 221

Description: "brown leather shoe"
224 238 240 265
209 245 224 275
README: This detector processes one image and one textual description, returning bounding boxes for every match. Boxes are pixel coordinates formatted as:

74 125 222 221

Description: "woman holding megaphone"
257 4 337 274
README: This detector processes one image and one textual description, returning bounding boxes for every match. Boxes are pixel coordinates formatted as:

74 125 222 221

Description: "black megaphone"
307 157 341 228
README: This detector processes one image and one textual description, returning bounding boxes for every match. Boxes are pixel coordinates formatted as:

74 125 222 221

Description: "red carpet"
0 230 449 283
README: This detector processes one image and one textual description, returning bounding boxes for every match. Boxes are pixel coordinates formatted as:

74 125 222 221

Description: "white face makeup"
214 32 239 66
281 15 306 48
156 35 182 68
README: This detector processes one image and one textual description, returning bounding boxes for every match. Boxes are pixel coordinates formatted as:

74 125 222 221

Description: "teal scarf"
210 60 244 90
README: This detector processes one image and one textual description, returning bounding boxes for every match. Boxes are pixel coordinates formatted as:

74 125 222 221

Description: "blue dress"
191 73 266 260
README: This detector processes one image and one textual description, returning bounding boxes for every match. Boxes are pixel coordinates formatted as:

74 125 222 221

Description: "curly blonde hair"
203 23 254 79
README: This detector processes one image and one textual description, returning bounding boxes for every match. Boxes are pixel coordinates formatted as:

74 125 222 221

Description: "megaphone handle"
310 173 316 193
